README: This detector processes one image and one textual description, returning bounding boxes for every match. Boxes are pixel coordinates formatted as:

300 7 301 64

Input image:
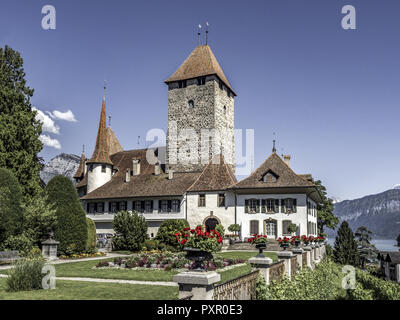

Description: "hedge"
85 217 97 253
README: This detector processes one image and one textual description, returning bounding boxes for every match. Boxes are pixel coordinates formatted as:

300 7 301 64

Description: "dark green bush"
1 234 33 257
112 211 148 251
6 258 45 292
144 239 160 251
45 175 88 255
85 217 97 254
0 168 24 244
155 219 189 248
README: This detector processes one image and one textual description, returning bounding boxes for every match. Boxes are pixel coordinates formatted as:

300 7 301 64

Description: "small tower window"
219 81 223 90
223 105 227 114
188 100 194 108
89 165 93 172
101 165 106 173
197 77 206 85
178 80 187 88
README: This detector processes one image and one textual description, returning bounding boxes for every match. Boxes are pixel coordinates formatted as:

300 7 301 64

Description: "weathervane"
108 115 111 128
205 22 209 45
103 79 107 100
272 132 277 153
198 24 202 46
82 144 85 154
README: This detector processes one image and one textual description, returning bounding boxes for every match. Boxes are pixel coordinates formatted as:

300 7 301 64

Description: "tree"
314 180 339 236
85 217 97 254
0 168 24 244
228 224 241 238
333 221 359 266
355 226 378 269
155 219 189 248
112 211 148 251
22 192 57 248
287 223 298 234
0 45 43 198
45 175 87 255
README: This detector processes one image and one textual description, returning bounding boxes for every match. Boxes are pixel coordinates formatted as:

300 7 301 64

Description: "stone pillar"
248 256 273 285
303 246 313 269
41 238 59 260
396 264 400 284
277 251 294 280
291 248 304 270
173 271 221 300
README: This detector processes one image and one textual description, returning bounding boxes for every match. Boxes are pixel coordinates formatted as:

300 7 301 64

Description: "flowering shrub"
60 251 105 260
277 237 290 244
290 236 301 244
247 234 268 245
95 252 244 270
315 236 325 243
301 235 311 245
175 226 222 253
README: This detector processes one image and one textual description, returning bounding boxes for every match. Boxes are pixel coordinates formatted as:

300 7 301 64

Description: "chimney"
283 155 291 167
168 169 174 180
132 159 141 175
125 169 130 182
154 162 160 176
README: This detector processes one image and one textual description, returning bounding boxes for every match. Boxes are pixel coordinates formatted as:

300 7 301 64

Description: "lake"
326 238 399 252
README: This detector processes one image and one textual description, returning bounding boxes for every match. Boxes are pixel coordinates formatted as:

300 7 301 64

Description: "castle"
74 40 321 240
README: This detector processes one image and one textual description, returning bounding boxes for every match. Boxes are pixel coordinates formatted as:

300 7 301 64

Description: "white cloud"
39 134 61 149
49 110 77 122
33 107 60 134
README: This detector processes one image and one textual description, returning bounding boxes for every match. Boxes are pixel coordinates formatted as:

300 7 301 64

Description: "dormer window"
188 100 194 108
262 170 278 183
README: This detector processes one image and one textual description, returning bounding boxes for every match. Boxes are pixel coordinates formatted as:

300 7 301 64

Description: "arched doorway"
264 219 277 239
205 218 219 232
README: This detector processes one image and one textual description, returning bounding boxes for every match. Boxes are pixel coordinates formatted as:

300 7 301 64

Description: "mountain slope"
330 189 400 239
40 153 80 184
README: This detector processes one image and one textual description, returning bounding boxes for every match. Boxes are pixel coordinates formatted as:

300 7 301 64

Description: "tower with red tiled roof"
165 43 235 174
86 88 114 193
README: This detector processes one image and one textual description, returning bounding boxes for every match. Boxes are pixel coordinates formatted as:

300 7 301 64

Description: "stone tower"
165 44 236 174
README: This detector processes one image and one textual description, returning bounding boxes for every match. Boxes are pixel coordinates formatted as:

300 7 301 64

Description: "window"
198 194 206 207
171 200 180 213
266 199 277 213
134 201 143 213
245 199 259 214
188 100 194 108
88 203 96 214
101 165 106 173
160 200 169 213
197 77 206 85
282 198 297 213
282 220 292 236
110 202 117 213
219 81 223 90
144 200 153 213
119 201 126 211
263 171 278 183
223 106 227 115
250 220 259 235
97 202 104 213
218 194 225 207
178 80 187 88
89 165 93 172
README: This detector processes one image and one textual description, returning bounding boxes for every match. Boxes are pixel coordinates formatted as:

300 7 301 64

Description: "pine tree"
355 226 377 269
0 168 24 244
0 45 43 198
45 175 87 255
333 221 359 266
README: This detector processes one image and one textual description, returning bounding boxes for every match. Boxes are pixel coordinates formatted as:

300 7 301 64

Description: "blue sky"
1 0 400 201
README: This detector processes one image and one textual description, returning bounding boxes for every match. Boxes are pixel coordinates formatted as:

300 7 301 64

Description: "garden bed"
95 252 246 271
59 252 106 260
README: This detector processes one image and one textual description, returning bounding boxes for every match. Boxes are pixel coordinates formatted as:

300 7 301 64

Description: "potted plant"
175 226 222 271
290 235 301 248
228 224 241 244
277 237 290 250
301 235 311 246
248 234 268 257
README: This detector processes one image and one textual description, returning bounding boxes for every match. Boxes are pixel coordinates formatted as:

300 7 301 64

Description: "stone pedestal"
41 238 59 260
249 256 273 285
291 248 304 270
303 246 313 269
277 251 294 280
173 271 221 300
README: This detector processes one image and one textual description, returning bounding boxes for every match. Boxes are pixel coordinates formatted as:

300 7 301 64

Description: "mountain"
328 189 400 239
40 153 80 184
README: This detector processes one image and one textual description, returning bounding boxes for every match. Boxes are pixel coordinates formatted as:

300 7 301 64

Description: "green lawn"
0 278 177 300
218 251 277 262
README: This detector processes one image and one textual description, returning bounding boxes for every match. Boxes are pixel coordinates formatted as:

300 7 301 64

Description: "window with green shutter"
261 199 266 213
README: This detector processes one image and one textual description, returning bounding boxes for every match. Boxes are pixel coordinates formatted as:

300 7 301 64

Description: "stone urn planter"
184 247 213 271
255 243 267 258
280 243 290 251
